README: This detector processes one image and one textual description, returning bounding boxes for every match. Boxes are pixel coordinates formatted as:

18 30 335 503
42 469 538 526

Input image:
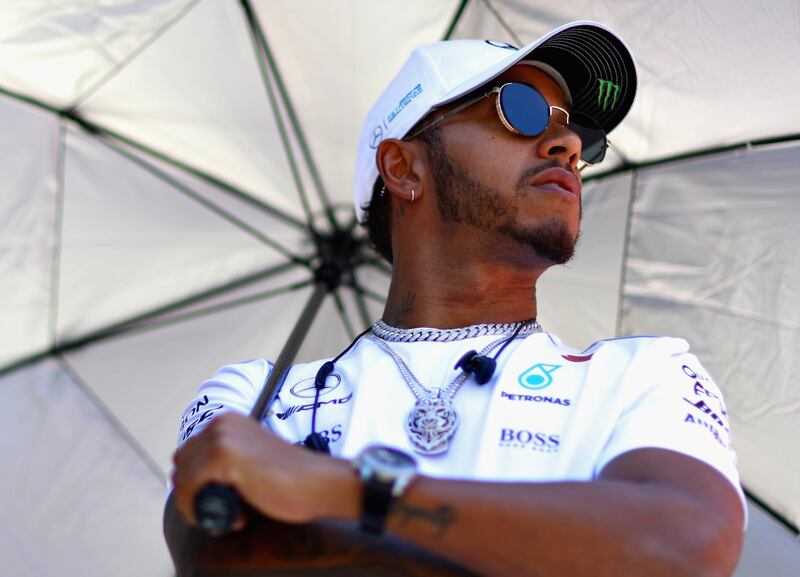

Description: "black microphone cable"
303 326 372 452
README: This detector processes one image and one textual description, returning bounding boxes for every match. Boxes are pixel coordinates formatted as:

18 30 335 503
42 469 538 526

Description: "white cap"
354 21 638 222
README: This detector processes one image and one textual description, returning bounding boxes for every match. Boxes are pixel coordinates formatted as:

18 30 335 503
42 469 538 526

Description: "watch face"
366 446 417 471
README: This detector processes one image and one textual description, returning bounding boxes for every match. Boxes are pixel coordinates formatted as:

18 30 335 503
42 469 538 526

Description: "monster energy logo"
597 79 621 111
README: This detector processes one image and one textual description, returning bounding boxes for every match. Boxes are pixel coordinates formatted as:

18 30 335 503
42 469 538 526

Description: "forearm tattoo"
392 502 457 536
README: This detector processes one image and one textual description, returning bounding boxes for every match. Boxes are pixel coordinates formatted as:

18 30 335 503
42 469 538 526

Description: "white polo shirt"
178 331 745 512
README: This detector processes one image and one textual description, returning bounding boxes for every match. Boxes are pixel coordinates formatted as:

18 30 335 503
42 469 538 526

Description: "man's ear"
376 139 426 202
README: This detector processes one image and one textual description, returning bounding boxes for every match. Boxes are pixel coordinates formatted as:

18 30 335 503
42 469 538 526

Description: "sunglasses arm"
405 88 499 141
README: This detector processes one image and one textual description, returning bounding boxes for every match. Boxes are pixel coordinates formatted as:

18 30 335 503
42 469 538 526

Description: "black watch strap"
360 477 395 534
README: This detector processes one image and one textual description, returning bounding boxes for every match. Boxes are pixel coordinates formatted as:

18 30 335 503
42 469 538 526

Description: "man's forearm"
164 491 479 576
169 416 743 577
381 476 737 577
166 476 734 577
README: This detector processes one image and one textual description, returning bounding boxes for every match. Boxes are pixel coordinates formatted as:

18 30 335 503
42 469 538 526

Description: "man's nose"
536 115 582 169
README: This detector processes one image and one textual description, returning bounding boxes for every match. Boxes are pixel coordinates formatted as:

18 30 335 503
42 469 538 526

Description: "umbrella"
1 1 798 576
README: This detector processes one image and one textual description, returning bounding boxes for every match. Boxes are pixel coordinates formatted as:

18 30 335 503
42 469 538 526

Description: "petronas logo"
518 363 562 390
597 79 621 111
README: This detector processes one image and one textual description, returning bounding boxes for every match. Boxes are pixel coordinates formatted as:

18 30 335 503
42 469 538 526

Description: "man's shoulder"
582 334 688 355
544 333 692 364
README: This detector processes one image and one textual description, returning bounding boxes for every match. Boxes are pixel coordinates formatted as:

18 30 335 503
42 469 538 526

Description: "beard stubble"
423 131 580 265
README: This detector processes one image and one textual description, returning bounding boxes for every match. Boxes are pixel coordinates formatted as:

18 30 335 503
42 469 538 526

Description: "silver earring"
411 189 416 203
380 185 387 197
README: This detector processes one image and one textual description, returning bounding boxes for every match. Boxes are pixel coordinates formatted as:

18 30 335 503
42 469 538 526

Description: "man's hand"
171 412 359 527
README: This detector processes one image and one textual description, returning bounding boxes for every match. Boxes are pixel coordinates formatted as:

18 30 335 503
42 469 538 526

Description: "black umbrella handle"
194 483 242 534
192 358 288 535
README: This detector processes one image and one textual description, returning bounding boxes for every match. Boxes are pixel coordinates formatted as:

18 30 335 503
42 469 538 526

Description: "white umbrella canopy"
0 1 798 576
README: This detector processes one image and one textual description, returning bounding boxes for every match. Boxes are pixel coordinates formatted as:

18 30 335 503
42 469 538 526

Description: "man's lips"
529 167 581 199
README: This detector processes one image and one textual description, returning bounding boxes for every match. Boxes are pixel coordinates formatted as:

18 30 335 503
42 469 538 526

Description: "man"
168 21 745 577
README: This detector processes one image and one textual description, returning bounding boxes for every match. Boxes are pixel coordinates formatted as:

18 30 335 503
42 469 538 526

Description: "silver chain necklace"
368 320 540 455
372 318 541 343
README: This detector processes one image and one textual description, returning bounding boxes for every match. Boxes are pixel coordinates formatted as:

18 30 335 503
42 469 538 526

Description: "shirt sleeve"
595 337 747 520
176 359 271 447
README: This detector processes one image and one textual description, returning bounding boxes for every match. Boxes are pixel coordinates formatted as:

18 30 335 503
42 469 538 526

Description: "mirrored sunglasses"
407 82 608 166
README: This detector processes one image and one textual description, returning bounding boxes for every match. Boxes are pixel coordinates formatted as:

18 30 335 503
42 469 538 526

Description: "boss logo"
499 428 560 452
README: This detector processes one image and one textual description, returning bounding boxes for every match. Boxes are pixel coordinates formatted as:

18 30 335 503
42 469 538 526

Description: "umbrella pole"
194 276 336 534
250 280 330 420
195 225 367 533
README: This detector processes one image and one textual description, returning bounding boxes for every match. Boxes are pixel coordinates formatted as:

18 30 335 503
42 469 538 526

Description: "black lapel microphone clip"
303 360 335 453
454 351 496 384
454 321 531 385
303 432 330 452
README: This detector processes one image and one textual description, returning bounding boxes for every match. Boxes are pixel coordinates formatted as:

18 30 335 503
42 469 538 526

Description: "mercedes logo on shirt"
290 374 342 398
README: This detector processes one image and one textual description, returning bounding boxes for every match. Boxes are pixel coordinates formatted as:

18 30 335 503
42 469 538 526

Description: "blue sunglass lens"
497 83 549 137
568 112 607 164
498 82 608 164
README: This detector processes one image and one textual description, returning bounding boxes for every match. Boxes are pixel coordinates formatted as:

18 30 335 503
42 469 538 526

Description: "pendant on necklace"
405 394 460 455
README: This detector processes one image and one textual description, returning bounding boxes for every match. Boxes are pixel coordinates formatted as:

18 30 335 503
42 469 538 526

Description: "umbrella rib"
0 85 62 114
332 290 356 340
480 0 523 46
584 132 800 182
743 486 799 535
361 257 394 278
0 261 301 379
48 120 67 348
607 140 633 167
350 282 387 306
66 112 309 233
116 279 315 338
86 126 310 266
240 0 339 231
3 41 319 242
349 281 378 329
239 0 319 233
0 86 308 232
344 214 361 235
68 0 203 109
134 260 301 326
57 355 168 484
115 262 305 337
443 0 471 39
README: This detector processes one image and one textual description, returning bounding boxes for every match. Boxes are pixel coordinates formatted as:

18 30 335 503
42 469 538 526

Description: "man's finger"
172 438 228 525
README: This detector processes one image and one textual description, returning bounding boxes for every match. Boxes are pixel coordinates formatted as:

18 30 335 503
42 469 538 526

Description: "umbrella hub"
312 229 365 291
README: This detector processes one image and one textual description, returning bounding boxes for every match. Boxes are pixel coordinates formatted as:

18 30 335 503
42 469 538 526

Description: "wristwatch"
352 445 418 534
